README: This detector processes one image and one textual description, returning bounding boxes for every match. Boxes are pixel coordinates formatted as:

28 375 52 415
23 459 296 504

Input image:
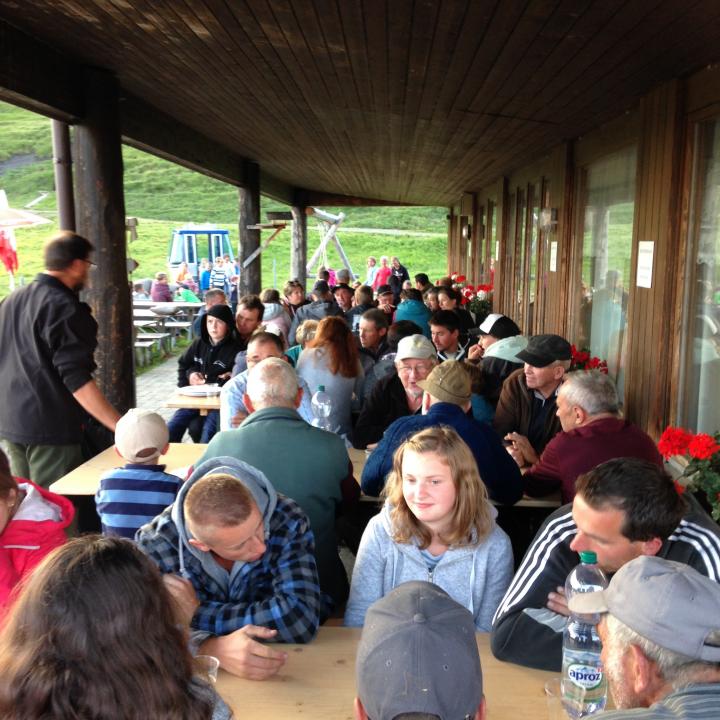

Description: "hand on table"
504 432 539 467
189 372 206 386
201 626 287 680
162 574 199 626
546 585 570 616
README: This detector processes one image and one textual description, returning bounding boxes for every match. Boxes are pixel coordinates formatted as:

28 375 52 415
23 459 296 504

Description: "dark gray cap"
516 333 571 367
356 581 482 720
569 556 720 662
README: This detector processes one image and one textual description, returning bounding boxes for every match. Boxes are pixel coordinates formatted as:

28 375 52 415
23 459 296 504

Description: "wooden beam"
260 170 295 205
294 189 419 208
51 120 76 231
121 94 247 187
73 68 134 414
239 162 261 294
290 205 307 286
0 19 81 121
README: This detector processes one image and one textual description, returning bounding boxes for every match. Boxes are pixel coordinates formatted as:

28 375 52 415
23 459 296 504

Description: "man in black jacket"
167 304 243 443
490 458 720 671
0 232 121 487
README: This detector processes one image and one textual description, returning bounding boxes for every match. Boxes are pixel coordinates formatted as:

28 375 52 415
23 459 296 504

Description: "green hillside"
0 101 448 297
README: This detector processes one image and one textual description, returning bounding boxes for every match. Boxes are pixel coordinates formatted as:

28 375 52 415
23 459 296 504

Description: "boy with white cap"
95 409 180 538
569 555 720 718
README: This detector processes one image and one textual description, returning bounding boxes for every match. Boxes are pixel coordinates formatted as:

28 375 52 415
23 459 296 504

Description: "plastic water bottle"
561 551 608 718
311 385 333 431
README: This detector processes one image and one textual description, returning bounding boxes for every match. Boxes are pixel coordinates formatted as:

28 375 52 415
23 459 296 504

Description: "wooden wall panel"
623 80 685 434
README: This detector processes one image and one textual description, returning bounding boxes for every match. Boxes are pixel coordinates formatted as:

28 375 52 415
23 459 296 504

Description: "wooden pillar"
51 120 75 231
73 67 134 412
290 205 307 286
623 79 684 435
239 162 260 295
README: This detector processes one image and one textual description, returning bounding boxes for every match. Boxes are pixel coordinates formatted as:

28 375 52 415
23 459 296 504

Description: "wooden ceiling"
1 1 720 205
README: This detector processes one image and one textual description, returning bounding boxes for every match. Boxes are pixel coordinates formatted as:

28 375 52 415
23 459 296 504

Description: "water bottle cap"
317 385 325 392
579 551 598 564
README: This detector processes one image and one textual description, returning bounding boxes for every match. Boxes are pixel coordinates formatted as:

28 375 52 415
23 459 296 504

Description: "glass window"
577 148 637 397
681 120 720 433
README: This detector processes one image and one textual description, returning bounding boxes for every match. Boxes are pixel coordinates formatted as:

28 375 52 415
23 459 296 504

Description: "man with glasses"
0 231 120 486
353 334 437 449
137 455 322 680
360 360 523 503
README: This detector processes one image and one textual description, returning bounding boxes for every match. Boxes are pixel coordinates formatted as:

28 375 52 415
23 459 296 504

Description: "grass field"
0 100 448 297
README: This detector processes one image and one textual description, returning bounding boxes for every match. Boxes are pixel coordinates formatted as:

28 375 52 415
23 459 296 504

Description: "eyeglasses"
397 363 432 376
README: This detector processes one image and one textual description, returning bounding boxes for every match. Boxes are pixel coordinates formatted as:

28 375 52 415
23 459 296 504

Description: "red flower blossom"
674 480 687 495
658 426 693 460
456 274 466 283
687 433 720 461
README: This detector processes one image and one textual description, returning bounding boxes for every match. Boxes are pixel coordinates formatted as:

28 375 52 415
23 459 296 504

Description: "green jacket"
197 406 359 609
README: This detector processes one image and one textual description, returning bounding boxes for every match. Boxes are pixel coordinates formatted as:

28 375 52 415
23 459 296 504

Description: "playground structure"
245 207 357 284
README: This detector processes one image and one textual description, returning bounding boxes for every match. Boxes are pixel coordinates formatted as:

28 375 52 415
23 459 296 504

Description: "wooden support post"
51 120 75 231
290 205 307 286
73 67 134 413
239 162 260 295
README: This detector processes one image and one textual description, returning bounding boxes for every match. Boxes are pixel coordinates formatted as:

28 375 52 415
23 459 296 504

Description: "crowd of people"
0 231 719 719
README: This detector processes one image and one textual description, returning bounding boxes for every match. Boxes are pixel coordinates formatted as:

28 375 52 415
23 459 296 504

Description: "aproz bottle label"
567 663 604 690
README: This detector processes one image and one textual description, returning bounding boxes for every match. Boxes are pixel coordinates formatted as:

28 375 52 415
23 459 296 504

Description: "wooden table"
166 390 222 416
215 627 555 719
49 443 205 496
50 443 559 512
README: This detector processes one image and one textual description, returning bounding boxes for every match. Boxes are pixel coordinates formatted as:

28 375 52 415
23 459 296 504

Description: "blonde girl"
345 426 512 629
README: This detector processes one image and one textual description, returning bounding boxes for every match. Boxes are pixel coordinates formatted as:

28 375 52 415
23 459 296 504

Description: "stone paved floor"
135 355 181 423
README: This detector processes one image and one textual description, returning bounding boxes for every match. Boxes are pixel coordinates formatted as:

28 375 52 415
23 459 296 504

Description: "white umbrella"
0 189 51 228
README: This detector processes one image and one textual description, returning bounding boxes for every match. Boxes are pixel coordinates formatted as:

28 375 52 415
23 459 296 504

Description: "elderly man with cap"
493 333 572 465
354 581 486 720
353 334 438 449
361 360 523 503
569 556 720 718
468 313 527 405
287 279 345 346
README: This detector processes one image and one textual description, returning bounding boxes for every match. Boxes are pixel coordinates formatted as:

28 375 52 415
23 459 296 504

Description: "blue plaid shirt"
136 495 321 644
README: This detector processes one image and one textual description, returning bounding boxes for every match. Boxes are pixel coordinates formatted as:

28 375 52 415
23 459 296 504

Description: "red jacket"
0 479 74 611
523 417 663 503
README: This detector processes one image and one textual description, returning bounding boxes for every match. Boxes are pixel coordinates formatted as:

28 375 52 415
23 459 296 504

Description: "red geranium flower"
687 433 720 461
657 426 693 460
674 480 687 495
456 274 466 283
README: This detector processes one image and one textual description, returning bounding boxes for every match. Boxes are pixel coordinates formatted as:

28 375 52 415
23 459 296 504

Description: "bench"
164 319 193 340
134 339 159 366
135 331 172 355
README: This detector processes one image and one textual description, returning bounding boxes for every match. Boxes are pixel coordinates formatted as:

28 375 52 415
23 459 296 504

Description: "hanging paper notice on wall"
550 242 558 272
636 241 654 288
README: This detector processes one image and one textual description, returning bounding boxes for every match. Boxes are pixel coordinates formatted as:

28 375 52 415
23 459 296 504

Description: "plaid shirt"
136 495 321 644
